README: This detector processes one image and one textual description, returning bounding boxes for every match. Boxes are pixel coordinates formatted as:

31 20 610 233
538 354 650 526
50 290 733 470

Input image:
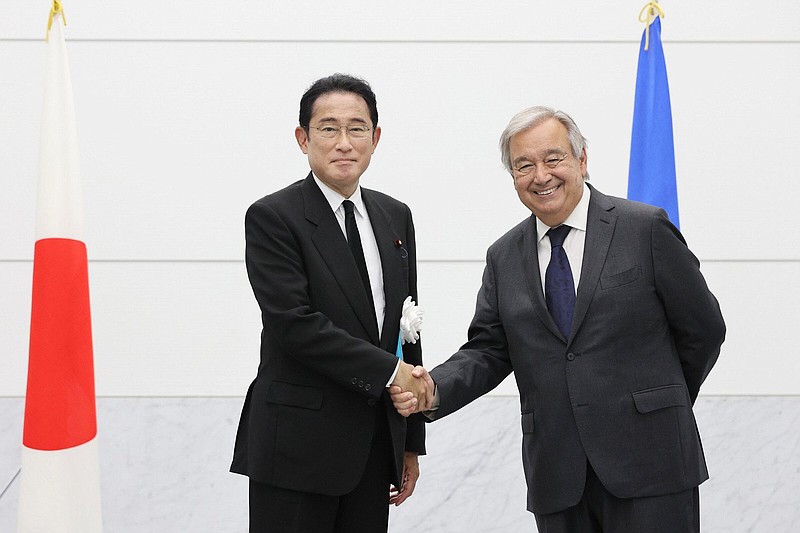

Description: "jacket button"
351 378 358 385
566 353 575 361
358 380 364 388
365 383 372 391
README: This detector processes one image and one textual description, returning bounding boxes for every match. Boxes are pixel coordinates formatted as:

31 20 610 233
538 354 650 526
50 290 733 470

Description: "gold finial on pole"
638 1 665 51
46 0 67 42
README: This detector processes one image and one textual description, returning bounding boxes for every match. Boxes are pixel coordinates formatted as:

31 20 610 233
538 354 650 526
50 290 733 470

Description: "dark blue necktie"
545 225 575 338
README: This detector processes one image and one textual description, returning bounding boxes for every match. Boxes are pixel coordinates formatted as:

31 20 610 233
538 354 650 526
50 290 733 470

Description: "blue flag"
628 16 680 229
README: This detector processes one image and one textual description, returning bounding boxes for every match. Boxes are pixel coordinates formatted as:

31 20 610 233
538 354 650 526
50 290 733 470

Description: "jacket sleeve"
651 210 726 402
429 247 514 418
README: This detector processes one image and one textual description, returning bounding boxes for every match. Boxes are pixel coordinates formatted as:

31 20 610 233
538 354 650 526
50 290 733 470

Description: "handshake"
388 362 435 417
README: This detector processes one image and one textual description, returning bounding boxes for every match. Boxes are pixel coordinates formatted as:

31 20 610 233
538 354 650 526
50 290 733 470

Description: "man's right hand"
389 365 434 417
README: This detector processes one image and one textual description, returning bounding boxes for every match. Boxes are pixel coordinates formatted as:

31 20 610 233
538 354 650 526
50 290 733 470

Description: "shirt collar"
536 182 591 243
312 173 366 216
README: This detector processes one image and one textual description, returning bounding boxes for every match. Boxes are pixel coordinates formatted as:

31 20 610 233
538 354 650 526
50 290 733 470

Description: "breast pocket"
600 265 642 289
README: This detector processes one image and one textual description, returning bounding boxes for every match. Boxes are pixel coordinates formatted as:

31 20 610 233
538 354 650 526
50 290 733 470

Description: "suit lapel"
302 175 380 343
363 190 406 351
572 185 616 339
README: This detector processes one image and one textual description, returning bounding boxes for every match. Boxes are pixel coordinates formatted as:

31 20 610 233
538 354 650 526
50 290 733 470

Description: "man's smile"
535 184 561 196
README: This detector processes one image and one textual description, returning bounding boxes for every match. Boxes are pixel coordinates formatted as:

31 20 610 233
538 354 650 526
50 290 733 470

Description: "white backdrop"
2 1 799 396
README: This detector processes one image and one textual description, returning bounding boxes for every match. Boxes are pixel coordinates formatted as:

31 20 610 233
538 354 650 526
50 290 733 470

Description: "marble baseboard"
1 396 798 532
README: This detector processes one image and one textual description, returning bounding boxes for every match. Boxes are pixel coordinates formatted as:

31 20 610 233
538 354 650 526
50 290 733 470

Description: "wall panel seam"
3 39 800 45
2 394 800 399
2 259 800 264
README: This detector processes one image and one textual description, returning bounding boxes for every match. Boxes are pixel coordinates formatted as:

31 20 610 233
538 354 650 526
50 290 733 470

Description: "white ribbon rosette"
399 296 423 344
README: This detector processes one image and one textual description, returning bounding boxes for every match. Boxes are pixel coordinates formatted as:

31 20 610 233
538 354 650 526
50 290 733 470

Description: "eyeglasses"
309 124 372 139
513 153 569 178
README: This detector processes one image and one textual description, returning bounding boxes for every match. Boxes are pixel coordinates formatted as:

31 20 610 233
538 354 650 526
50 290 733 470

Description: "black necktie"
342 200 375 310
545 224 575 338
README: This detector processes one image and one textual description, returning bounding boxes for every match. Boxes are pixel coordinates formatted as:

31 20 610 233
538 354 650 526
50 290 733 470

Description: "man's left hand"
389 452 420 506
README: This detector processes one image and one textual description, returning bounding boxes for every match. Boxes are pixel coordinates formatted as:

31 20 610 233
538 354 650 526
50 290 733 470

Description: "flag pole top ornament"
638 1 665 51
46 0 67 42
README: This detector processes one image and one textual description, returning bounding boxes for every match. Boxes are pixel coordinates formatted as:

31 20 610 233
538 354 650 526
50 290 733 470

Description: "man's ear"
295 126 309 154
580 147 588 177
370 126 382 153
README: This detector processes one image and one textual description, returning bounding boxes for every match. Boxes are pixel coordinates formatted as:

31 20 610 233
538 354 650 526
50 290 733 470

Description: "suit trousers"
249 406 393 533
533 461 699 533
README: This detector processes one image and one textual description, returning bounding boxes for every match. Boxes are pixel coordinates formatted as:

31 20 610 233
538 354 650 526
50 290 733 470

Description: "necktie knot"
547 224 571 248
343 199 355 217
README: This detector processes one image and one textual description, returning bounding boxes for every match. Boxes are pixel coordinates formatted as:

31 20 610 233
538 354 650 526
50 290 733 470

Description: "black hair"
298 74 378 131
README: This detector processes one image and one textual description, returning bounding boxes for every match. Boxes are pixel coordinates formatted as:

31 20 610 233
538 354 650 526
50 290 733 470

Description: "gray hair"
499 106 588 177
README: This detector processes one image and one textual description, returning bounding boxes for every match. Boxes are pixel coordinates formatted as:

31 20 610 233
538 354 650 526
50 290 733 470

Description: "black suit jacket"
429 185 725 514
231 173 425 495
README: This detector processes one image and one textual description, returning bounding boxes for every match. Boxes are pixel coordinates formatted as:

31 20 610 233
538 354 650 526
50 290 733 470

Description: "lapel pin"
394 239 403 247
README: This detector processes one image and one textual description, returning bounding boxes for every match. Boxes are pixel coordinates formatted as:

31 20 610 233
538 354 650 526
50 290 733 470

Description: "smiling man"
391 106 726 532
231 74 430 533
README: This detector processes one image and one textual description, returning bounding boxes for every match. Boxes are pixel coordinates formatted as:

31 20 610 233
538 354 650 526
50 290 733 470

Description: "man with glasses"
231 74 430 533
391 106 725 532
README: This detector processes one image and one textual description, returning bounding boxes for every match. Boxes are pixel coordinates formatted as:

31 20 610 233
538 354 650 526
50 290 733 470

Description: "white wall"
2 1 799 396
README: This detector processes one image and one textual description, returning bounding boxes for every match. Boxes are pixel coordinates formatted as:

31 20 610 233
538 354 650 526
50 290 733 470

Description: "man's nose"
531 165 552 183
335 131 354 150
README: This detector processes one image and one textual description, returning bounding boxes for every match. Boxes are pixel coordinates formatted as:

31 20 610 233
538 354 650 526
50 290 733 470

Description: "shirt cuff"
385 359 401 387
422 384 440 419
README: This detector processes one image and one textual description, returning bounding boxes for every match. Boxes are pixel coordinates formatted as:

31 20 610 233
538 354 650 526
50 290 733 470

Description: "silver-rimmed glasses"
513 153 569 178
309 124 372 139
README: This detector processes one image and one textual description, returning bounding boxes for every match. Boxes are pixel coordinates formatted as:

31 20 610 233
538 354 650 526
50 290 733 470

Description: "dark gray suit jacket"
430 184 725 515
231 173 425 495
